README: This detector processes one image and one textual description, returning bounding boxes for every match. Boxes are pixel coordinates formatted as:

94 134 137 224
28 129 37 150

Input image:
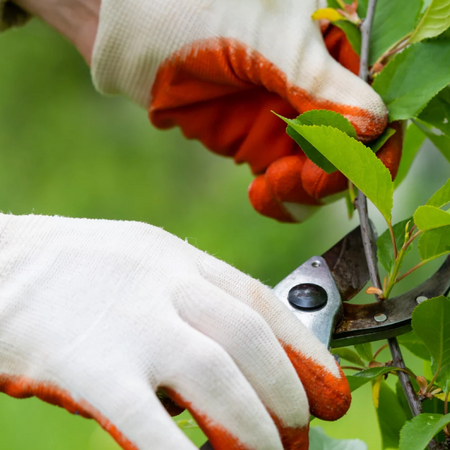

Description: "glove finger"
248 174 318 223
282 32 387 142
198 254 351 421
248 174 297 222
0 372 196 450
153 87 300 174
323 25 360 76
159 322 284 450
173 281 310 449
376 121 404 180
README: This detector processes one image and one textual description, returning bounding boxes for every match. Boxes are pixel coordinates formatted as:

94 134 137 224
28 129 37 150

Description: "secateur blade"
321 223 376 301
272 225 373 347
332 255 450 348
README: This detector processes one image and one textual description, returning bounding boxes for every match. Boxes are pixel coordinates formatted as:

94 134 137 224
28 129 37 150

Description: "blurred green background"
0 19 448 450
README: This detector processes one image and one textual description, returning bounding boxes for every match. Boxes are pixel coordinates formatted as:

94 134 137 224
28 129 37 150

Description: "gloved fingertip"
265 156 321 205
301 160 348 200
321 25 388 143
248 176 296 223
163 388 250 450
376 121 404 180
271 414 309 450
281 343 351 421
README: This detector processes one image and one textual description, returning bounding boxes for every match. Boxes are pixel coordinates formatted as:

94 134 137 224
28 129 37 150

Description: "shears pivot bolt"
288 283 328 311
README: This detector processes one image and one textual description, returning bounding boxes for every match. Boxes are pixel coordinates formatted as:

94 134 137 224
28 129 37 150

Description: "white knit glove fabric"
91 0 386 133
0 213 349 450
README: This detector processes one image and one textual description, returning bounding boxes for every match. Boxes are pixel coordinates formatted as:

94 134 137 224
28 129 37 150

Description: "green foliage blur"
0 19 448 450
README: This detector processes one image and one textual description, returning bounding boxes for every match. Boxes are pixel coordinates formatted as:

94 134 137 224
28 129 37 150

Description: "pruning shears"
200 226 450 450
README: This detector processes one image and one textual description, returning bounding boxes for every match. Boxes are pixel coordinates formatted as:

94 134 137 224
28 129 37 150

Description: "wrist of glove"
92 0 403 223
0 213 350 450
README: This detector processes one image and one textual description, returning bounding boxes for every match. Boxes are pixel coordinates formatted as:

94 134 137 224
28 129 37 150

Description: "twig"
403 229 422 251
356 191 382 297
356 0 382 300
355 3 440 448
358 0 377 83
396 260 426 283
388 338 422 415
388 222 398 259
373 343 389 360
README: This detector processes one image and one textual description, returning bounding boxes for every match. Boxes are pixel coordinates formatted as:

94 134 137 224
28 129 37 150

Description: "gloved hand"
0 213 350 450
91 0 402 222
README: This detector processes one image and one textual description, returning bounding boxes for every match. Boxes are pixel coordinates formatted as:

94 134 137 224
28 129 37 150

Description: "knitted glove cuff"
0 0 31 32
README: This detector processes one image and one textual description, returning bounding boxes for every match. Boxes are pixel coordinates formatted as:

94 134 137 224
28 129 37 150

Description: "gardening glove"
0 213 350 450
91 0 403 223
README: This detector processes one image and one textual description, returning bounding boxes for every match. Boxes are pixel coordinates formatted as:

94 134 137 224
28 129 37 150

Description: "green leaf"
372 41 450 121
277 110 357 174
286 126 337 173
426 178 450 209
345 190 356 219
432 358 450 394
394 123 426 189
421 394 449 441
291 110 358 138
310 427 368 450
368 127 396 153
418 226 450 260
416 120 450 163
281 124 394 222
376 382 410 449
333 21 362 56
326 0 340 8
377 218 412 272
346 366 401 392
356 0 368 18
415 206 450 259
412 296 450 383
397 331 431 360
354 343 373 362
419 87 450 138
414 205 450 230
369 0 423 65
410 0 450 43
399 413 450 450
332 348 365 367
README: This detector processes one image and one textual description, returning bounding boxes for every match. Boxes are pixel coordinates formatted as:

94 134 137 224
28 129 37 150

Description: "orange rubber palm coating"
149 26 402 222
0 375 139 450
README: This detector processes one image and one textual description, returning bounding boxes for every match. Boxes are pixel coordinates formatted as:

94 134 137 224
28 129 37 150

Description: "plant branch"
356 0 381 300
356 191 382 296
403 229 422 251
388 222 398 259
388 338 422 415
356 5 439 449
396 260 426 283
373 343 389 360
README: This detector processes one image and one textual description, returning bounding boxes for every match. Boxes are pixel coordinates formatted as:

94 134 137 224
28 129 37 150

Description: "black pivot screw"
288 283 328 311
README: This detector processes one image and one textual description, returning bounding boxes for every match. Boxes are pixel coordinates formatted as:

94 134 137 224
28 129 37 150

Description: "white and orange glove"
91 0 402 223
0 213 350 450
